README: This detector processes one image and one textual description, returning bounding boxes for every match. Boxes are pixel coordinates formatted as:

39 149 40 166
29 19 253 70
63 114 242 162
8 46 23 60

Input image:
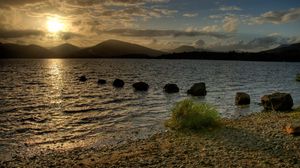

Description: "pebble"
3 112 300 168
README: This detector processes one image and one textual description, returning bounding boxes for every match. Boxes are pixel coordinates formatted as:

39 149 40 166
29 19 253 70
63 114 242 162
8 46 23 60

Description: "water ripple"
0 59 299 156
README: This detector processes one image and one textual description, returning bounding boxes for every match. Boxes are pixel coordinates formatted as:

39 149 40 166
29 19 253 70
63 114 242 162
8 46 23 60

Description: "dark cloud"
252 7 300 24
0 28 81 41
194 39 205 47
101 29 230 39
59 32 82 40
0 0 44 7
219 5 242 11
0 29 45 39
63 0 169 7
98 6 177 20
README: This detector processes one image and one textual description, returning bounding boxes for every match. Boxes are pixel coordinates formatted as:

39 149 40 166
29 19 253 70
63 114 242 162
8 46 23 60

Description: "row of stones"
79 75 206 95
79 76 294 111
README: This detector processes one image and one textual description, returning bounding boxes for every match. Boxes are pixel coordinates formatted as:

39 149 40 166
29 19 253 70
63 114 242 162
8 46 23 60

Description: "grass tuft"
296 74 300 82
165 99 221 130
293 106 300 112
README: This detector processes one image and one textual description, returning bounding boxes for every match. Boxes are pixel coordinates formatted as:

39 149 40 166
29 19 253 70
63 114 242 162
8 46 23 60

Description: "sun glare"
47 17 64 33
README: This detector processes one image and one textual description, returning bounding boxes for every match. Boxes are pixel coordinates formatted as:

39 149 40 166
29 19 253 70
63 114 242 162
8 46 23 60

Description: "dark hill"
169 45 205 53
0 43 52 58
71 39 164 58
51 43 80 57
261 43 300 54
0 41 299 61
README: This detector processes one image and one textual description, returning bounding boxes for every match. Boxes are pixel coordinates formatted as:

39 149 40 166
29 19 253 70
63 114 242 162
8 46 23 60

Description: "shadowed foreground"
2 112 300 167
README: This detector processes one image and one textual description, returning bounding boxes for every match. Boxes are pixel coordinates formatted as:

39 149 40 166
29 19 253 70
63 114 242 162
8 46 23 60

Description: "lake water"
0 59 299 159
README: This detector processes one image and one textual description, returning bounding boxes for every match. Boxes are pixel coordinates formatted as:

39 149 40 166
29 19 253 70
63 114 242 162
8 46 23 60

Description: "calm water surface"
0 59 299 159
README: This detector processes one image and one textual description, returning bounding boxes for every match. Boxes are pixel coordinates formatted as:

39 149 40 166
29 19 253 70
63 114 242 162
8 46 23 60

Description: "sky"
0 0 300 51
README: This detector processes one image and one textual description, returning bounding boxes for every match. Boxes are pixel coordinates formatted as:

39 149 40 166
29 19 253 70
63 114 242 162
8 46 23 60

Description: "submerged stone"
187 83 207 96
113 79 124 88
79 75 87 82
132 82 149 91
235 92 250 105
164 84 179 93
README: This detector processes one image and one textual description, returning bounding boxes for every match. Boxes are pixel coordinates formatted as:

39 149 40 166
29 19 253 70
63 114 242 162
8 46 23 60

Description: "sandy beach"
2 111 300 168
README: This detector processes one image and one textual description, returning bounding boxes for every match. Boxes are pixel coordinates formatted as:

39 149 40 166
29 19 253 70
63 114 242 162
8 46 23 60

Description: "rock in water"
285 122 300 136
113 79 124 88
164 84 179 93
187 83 207 96
235 92 250 105
79 75 87 82
261 93 293 111
98 79 107 84
132 82 149 91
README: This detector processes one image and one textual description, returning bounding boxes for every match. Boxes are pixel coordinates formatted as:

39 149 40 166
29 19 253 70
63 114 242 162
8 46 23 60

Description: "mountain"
261 43 300 54
0 41 299 61
51 43 80 57
161 43 300 61
71 39 164 58
169 45 205 53
0 43 52 58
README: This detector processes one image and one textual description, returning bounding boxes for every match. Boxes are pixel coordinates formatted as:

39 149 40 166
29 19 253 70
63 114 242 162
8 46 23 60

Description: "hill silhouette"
0 40 299 61
0 43 52 58
169 45 205 53
70 39 164 58
51 43 80 57
261 43 300 54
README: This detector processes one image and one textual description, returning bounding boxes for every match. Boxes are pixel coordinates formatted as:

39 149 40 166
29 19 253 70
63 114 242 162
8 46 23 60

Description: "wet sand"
2 111 300 168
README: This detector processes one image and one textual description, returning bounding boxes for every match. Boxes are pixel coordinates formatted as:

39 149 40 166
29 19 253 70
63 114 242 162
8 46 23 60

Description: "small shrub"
296 74 300 82
293 106 300 112
165 99 220 130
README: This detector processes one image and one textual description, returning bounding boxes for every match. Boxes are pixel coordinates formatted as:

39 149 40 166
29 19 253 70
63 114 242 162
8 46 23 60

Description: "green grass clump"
296 74 300 82
165 99 220 130
294 106 300 111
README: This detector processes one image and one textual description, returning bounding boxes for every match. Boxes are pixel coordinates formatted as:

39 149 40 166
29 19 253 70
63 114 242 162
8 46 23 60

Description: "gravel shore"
2 111 300 168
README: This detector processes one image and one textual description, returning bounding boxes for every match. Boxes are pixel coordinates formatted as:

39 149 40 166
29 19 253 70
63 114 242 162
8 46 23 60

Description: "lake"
0 59 299 159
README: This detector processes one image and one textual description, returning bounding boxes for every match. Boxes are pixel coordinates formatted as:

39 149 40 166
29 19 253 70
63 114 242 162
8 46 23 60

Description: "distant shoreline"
1 56 300 62
1 40 300 62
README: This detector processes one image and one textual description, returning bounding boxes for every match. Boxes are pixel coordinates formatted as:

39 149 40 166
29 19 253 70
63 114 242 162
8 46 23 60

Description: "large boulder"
187 83 207 96
164 84 179 93
98 79 107 84
113 79 124 88
132 82 149 91
235 92 250 105
261 93 293 111
79 75 87 82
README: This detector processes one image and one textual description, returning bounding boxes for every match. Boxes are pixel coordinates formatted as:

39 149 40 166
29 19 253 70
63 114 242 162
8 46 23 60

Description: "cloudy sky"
0 0 300 51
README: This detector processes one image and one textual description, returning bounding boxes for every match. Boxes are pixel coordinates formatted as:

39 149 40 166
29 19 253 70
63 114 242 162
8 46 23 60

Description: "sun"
47 17 65 33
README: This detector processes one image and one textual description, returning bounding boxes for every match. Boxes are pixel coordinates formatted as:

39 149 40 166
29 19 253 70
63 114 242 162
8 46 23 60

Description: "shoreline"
2 111 300 167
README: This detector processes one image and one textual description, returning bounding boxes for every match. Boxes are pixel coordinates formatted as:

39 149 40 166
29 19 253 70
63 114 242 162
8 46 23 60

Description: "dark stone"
187 83 207 96
113 79 124 88
79 75 87 82
132 82 149 91
235 92 250 105
164 84 179 93
261 92 293 111
97 79 106 84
